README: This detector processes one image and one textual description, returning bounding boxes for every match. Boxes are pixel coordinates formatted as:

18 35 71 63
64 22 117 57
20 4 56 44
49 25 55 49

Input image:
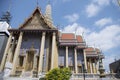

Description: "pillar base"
3 61 12 77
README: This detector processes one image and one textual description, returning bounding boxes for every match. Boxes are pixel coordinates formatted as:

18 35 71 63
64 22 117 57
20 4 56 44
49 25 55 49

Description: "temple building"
0 10 11 67
0 22 10 65
0 4 105 78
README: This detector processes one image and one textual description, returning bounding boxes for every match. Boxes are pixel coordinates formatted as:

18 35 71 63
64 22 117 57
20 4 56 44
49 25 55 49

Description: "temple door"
25 52 34 71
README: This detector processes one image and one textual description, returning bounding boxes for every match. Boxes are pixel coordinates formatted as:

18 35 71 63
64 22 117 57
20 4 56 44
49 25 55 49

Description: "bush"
45 68 71 80
39 78 46 80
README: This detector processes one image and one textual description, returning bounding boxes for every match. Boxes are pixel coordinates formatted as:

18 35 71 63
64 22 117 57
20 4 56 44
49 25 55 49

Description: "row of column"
65 47 99 74
37 32 56 73
87 58 98 73
65 46 87 73
0 31 56 75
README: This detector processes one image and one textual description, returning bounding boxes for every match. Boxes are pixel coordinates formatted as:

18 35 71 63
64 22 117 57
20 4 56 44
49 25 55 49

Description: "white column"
94 64 95 73
74 48 78 73
66 46 68 67
0 33 13 72
95 59 99 73
46 48 49 72
7 47 12 62
33 54 36 71
83 49 87 72
7 38 16 63
87 59 90 73
34 56 37 70
51 32 56 69
89 58 93 73
38 32 46 73
22 56 26 72
92 62 94 73
93 59 96 73
10 32 23 75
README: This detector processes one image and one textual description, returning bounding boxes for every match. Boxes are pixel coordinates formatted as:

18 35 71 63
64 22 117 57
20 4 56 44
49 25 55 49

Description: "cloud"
62 0 71 2
93 0 110 6
86 4 100 17
85 0 111 17
95 18 112 27
62 23 90 35
64 13 79 23
87 25 120 51
62 23 120 51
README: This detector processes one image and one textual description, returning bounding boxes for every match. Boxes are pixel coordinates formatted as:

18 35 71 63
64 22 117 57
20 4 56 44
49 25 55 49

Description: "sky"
0 0 120 72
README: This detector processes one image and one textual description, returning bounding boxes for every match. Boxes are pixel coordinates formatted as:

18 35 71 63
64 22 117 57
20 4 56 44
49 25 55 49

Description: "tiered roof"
61 33 75 40
59 33 103 57
59 33 86 48
84 47 103 57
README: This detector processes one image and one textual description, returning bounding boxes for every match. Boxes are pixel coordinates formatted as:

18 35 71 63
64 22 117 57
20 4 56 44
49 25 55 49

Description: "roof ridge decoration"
45 2 53 25
19 7 56 29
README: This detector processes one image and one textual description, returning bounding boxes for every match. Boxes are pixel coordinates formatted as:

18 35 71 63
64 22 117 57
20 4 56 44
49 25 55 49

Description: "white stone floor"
0 77 119 80
0 77 39 80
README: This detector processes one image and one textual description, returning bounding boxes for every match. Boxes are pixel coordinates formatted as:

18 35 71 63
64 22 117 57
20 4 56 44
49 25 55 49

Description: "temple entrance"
78 66 82 73
25 45 36 71
25 52 34 71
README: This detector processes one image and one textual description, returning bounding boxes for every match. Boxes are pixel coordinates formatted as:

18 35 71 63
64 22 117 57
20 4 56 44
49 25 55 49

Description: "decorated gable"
19 8 51 29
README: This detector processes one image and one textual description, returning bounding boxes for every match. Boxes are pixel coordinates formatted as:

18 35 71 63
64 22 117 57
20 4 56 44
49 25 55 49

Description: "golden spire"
45 0 53 24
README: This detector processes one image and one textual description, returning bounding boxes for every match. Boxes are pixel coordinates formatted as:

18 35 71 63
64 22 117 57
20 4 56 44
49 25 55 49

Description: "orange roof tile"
61 33 75 39
76 35 83 42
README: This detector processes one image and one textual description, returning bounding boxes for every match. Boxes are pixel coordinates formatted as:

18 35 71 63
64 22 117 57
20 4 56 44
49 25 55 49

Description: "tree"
45 68 71 80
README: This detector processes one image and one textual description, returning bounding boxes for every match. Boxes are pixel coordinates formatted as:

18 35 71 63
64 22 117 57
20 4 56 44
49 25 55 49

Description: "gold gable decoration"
19 7 55 29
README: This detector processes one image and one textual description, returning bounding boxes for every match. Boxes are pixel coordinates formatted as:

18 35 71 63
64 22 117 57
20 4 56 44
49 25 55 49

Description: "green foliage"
45 68 71 80
39 78 46 80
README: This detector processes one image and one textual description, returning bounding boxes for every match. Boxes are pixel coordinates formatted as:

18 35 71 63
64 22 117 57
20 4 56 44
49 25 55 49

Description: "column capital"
53 32 56 36
20 32 23 36
66 46 68 49
42 32 46 36
74 48 77 51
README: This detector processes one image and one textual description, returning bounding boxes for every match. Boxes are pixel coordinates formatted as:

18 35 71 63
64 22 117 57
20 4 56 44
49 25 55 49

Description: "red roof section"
76 35 83 42
61 33 75 39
